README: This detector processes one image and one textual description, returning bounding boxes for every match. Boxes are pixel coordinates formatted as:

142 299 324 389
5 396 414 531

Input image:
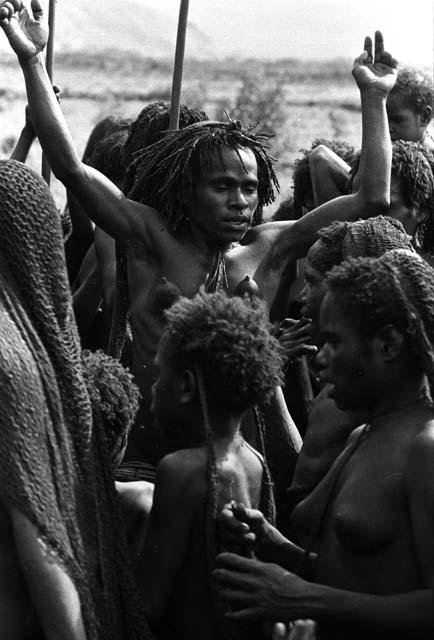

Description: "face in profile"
186 145 259 246
386 93 427 143
301 241 329 332
316 291 380 411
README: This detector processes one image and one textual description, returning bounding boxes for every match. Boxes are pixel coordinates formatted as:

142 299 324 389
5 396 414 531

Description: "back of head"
307 216 414 274
389 66 434 119
128 119 279 229
82 115 128 164
122 101 209 194
163 291 284 413
326 250 434 394
88 121 132 185
81 350 140 471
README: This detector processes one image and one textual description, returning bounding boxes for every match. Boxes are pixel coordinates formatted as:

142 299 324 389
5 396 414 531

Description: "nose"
229 187 249 210
315 343 329 371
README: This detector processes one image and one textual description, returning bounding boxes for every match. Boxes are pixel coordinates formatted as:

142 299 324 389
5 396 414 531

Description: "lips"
224 216 250 225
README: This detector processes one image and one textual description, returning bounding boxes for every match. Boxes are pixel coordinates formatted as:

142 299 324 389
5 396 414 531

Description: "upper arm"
272 191 386 262
7 504 86 640
137 454 202 622
66 163 151 243
405 426 434 587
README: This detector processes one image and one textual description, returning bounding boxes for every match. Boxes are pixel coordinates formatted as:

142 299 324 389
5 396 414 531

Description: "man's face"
186 146 259 246
386 93 425 142
316 292 381 411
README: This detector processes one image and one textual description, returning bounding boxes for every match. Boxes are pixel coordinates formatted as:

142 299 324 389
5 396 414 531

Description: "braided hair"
127 119 279 229
325 249 434 399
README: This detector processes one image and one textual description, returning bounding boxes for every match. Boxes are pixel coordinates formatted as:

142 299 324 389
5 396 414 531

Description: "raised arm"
10 103 36 161
0 0 149 242
269 32 397 265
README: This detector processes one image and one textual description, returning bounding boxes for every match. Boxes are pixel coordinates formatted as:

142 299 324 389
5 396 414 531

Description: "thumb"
30 0 44 21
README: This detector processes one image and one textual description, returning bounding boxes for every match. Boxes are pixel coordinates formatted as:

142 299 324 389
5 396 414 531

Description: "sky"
153 0 433 69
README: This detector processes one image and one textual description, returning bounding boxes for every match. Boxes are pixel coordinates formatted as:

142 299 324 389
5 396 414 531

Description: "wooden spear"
41 0 57 184
169 0 189 130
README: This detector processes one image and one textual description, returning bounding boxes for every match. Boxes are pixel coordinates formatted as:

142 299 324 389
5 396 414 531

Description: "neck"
186 220 235 255
369 372 429 420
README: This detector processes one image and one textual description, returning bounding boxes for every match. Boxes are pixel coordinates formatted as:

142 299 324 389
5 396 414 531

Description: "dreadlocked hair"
123 100 209 168
87 120 132 184
392 140 434 253
307 216 414 275
292 138 355 215
389 66 434 117
127 119 279 230
326 249 434 400
81 350 140 470
347 141 434 253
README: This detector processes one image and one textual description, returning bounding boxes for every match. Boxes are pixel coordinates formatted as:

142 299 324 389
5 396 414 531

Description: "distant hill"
1 0 217 60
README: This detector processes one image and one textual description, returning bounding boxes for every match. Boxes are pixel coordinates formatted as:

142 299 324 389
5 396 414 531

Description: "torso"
126 210 294 372
162 441 269 640
291 405 434 639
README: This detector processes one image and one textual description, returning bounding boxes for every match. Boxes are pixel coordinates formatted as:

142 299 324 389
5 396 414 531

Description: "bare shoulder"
404 414 434 487
156 448 207 498
242 219 296 245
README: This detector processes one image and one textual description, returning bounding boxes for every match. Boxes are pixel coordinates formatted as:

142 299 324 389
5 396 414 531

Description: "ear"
416 206 429 225
180 368 196 404
375 324 405 362
421 105 432 126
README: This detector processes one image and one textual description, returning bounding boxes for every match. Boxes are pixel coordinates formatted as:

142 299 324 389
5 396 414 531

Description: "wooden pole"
169 0 189 130
41 0 57 184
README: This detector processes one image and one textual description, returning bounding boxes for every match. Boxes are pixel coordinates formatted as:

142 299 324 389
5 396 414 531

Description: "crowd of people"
0 1 434 639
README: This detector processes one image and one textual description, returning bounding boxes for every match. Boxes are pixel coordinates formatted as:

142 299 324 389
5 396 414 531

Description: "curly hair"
164 291 284 411
325 249 434 398
348 140 434 253
127 119 279 230
307 216 414 274
292 138 356 216
81 349 141 470
388 66 434 118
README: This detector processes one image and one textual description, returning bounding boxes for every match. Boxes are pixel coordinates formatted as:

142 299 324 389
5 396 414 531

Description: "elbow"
308 144 329 168
359 196 390 218
52 160 84 190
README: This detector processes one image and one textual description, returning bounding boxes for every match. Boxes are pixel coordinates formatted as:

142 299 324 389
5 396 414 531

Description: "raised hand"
352 31 397 96
0 0 48 62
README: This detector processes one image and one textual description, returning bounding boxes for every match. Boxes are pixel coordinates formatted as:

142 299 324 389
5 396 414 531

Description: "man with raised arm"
0 1 396 471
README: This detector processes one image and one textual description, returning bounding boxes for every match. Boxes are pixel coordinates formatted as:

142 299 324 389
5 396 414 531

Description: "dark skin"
214 290 434 639
0 4 394 412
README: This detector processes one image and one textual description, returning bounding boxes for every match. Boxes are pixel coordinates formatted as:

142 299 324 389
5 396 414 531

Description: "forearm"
259 526 312 574
10 123 35 161
301 583 434 636
356 88 391 207
20 54 82 185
